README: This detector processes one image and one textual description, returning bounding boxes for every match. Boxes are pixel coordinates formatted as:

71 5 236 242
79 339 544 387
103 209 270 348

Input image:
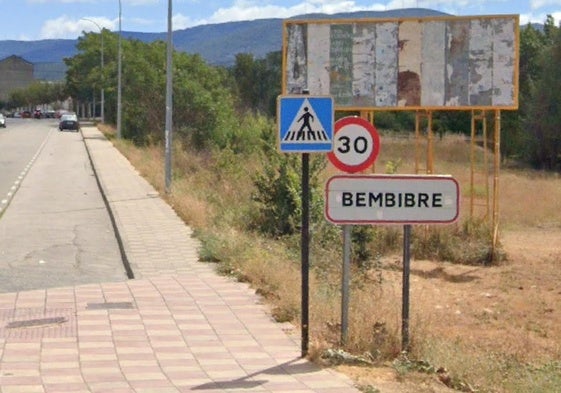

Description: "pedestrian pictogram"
283 102 329 142
278 96 334 152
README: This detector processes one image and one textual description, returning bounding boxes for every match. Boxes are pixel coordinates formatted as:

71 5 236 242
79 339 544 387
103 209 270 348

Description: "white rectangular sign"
325 175 460 224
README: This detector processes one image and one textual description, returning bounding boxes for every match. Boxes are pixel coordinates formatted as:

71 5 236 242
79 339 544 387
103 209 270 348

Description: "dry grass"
101 125 561 393
499 170 561 229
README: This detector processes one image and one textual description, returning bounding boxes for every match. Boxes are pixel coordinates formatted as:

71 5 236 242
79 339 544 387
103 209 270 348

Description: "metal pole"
164 0 173 193
492 110 501 257
341 225 351 345
300 87 312 357
470 110 476 218
100 28 104 123
402 224 411 352
301 151 309 357
117 0 122 138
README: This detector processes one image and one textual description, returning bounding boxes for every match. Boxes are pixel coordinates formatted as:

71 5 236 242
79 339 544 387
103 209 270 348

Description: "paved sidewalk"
0 126 359 392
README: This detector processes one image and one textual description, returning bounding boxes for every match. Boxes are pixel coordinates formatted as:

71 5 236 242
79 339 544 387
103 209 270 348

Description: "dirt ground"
333 227 561 392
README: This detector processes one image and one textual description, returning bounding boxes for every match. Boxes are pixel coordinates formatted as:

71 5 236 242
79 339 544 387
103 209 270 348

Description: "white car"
58 113 80 131
0 114 6 128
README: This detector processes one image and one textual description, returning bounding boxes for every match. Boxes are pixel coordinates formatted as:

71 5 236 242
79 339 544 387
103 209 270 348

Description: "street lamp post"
81 18 104 123
117 0 122 139
165 0 173 193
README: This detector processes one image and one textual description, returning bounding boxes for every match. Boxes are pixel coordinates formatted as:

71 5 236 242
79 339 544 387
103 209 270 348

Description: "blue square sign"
278 96 334 153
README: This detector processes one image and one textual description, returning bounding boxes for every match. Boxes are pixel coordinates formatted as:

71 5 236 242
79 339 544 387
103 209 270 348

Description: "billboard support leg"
492 110 501 259
414 111 433 174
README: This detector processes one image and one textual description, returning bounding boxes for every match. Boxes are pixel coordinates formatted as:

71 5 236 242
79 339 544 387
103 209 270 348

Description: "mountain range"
0 8 450 68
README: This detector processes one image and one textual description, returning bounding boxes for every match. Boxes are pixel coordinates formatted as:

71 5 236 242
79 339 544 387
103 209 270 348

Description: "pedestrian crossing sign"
278 95 334 153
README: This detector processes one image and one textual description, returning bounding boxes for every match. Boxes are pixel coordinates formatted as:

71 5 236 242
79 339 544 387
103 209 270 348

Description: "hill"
0 8 449 67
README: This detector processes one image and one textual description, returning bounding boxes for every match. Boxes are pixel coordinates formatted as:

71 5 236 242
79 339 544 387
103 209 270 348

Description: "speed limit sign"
327 116 380 173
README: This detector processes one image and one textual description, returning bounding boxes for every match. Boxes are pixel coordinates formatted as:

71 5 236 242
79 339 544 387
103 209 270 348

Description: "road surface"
0 118 128 292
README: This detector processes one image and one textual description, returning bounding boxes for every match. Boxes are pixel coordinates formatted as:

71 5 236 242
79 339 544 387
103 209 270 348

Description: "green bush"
251 145 326 237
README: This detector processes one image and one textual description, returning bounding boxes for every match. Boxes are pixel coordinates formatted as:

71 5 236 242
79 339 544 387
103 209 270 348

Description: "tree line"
6 17 561 171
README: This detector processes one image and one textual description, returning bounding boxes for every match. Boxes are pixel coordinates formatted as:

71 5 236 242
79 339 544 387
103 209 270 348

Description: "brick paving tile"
82 373 129 385
87 382 133 392
117 353 158 362
79 360 118 367
154 353 196 363
0 375 43 386
43 383 90 393
127 378 174 389
1 386 45 393
115 344 154 354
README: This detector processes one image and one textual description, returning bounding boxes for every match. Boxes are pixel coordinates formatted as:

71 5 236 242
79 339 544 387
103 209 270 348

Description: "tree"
117 39 166 143
65 32 101 108
65 32 240 148
171 51 239 150
525 18 561 170
8 81 66 110
499 23 545 161
231 51 281 117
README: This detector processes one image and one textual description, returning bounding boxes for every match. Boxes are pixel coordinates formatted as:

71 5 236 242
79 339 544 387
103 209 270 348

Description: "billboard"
283 15 519 111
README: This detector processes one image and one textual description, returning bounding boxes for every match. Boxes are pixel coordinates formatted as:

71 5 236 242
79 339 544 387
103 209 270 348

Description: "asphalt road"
0 118 128 293
0 118 50 211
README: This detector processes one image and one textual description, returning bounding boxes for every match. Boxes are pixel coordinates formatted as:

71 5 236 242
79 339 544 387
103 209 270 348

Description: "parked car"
0 114 6 128
58 113 80 132
21 111 32 118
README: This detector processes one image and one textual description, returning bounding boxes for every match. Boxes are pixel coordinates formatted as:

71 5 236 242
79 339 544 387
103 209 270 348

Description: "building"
0 56 67 104
0 55 34 102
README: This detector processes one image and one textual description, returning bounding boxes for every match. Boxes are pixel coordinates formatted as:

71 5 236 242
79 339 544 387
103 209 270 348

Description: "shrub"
412 219 501 265
251 145 326 237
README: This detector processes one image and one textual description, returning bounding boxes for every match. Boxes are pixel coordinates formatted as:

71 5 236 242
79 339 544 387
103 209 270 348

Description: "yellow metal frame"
470 110 490 220
414 111 434 175
467 110 501 254
413 109 502 257
359 111 376 173
282 15 516 258
492 110 501 253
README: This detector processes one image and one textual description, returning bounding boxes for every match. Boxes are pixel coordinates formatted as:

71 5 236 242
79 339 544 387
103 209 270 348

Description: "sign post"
402 224 411 351
325 174 459 349
278 93 334 357
327 116 380 343
340 224 352 345
301 151 309 357
327 116 380 344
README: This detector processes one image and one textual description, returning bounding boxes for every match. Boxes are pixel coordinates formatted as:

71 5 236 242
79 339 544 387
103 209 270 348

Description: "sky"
1 0 560 41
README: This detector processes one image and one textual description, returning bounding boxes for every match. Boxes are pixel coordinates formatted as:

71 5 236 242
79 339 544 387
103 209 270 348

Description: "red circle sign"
327 117 380 173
